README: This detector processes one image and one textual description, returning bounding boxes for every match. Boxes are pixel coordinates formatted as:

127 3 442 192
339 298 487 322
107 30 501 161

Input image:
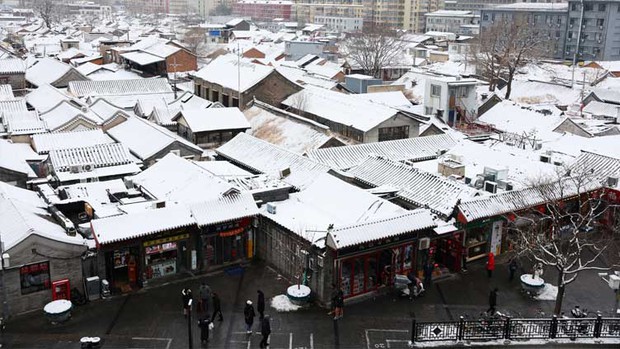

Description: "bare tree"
343 26 406 79
34 0 58 29
469 18 546 98
506 168 619 315
183 28 205 54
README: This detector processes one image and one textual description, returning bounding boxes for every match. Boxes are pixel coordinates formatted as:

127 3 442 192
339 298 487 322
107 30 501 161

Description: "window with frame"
597 18 604 27
598 4 606 12
584 4 593 11
20 261 51 295
378 126 409 141
431 84 441 97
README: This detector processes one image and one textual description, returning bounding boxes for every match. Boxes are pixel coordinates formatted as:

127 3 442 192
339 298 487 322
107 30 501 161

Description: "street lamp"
598 271 620 316
187 298 193 349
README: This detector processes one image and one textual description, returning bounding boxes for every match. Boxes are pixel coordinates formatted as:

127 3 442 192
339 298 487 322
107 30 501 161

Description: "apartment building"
297 1 365 25
565 0 620 61
233 0 294 21
425 9 478 34
404 0 445 33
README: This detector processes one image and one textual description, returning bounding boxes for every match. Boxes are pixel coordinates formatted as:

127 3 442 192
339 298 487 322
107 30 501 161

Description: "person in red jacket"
486 252 495 278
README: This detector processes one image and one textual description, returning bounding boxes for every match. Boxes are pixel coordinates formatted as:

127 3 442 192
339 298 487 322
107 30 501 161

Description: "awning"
433 223 458 235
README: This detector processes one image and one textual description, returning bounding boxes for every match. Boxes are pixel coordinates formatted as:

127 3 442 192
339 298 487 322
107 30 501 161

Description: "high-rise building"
405 0 445 33
169 0 189 14
362 0 444 32
565 0 620 61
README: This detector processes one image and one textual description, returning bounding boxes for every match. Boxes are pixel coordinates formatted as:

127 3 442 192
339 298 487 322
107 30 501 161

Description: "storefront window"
466 226 489 262
146 242 177 279
403 245 414 270
341 262 352 297
353 257 364 295
393 247 403 273
367 256 377 290
20 261 50 295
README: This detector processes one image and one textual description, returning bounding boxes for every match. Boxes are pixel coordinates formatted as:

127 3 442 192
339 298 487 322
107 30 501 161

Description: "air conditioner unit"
540 155 551 163
81 163 94 172
419 237 431 250
280 167 291 179
484 180 497 194
69 165 81 173
505 182 514 191
607 176 619 188
266 202 277 214
474 175 485 189
464 177 473 185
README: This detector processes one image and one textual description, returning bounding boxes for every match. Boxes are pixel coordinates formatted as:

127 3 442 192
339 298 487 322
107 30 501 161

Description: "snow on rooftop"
176 107 250 133
68 78 172 98
0 139 39 177
194 54 274 92
32 129 115 154
121 51 164 66
26 84 73 113
0 58 26 74
25 58 75 87
282 85 399 132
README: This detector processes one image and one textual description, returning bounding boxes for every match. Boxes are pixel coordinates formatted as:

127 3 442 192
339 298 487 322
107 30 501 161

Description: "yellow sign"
143 234 189 247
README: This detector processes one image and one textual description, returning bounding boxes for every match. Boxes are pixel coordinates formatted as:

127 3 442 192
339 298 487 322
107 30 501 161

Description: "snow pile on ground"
270 295 301 312
534 283 558 301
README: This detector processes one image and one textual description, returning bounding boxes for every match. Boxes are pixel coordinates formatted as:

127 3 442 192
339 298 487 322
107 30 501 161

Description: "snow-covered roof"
493 3 568 11
244 104 336 154
194 54 274 93
306 134 457 170
261 173 409 247
0 84 15 101
190 193 258 227
503 80 581 107
275 64 338 90
39 100 104 130
106 116 202 161
49 143 134 171
583 101 620 118
129 153 234 204
68 78 172 98
121 51 164 65
589 88 620 104
0 139 38 177
4 111 47 135
89 98 129 120
328 209 436 249
32 129 115 154
0 99 27 113
0 182 88 251
0 58 26 74
570 150 620 182
25 84 73 113
216 132 331 189
92 205 195 245
175 107 250 133
348 155 479 217
192 160 253 178
281 86 401 132
25 58 78 87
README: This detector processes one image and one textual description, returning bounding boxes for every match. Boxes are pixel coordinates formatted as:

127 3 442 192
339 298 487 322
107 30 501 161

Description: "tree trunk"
504 75 513 100
554 271 565 315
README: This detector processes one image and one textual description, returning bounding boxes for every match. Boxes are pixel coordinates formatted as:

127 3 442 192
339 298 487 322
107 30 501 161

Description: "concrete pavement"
1 258 617 348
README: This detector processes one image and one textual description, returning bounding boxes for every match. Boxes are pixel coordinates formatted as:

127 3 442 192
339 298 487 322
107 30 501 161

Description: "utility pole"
187 298 193 349
237 41 242 108
0 233 9 335
170 57 182 99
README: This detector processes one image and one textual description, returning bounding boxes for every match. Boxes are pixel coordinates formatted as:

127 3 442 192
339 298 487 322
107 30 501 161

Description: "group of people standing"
243 290 271 348
181 282 223 345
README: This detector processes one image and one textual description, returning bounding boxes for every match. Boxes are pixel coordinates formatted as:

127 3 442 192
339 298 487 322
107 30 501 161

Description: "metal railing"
412 314 620 343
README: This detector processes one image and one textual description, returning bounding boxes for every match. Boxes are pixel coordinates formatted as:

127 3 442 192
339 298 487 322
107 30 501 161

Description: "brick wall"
166 50 197 73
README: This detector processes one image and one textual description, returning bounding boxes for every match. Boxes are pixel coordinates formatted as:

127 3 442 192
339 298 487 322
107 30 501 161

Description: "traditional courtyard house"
0 139 45 187
38 99 128 133
193 54 301 109
145 92 215 130
0 84 15 101
257 172 437 304
90 191 258 292
106 116 203 167
306 133 457 170
281 86 425 143
0 182 91 315
2 110 47 143
173 107 251 148
120 39 198 77
25 57 88 88
67 78 175 108
244 100 347 153
47 143 141 186
0 58 26 92
25 84 74 113
31 129 116 155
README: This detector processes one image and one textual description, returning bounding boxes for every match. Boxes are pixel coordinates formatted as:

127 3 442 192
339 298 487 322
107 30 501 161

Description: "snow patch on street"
270 295 301 312
534 283 558 301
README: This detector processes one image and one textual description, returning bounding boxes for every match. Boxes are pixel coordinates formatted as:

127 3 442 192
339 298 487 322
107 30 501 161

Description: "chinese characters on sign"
20 261 51 295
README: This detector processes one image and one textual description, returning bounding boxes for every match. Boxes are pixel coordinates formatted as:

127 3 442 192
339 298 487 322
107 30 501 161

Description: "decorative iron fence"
412 315 620 343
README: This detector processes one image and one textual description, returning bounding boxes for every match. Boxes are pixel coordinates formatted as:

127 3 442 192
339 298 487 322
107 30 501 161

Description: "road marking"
386 339 410 348
310 333 314 349
289 332 293 349
365 329 410 349
131 337 172 349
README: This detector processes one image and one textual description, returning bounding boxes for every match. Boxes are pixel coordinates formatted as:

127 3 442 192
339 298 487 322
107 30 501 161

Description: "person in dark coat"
334 287 344 320
259 315 271 348
211 292 223 322
508 258 518 282
197 317 212 344
328 283 338 316
423 263 434 286
487 288 498 315
199 282 212 314
182 288 193 317
257 290 265 320
244 300 256 334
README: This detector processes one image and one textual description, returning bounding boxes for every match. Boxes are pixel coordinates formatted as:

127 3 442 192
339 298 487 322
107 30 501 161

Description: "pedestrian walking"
333 286 344 320
508 258 518 282
259 315 271 348
257 290 265 321
423 262 434 286
199 282 212 314
486 252 495 278
487 288 498 315
244 300 256 334
182 288 193 317
328 283 338 316
197 317 212 344
211 292 223 322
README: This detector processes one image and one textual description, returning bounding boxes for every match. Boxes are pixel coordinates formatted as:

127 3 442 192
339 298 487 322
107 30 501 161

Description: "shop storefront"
104 245 141 290
425 232 464 273
462 219 504 262
144 233 191 280
199 218 253 269
337 240 418 299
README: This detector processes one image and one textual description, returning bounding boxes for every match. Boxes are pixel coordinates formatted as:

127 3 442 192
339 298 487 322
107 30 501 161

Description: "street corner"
230 331 315 349
365 329 412 349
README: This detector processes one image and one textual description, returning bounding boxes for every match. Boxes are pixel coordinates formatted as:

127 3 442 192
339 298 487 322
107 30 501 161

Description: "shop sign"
143 233 189 247
20 261 51 295
219 227 244 237
145 242 177 255
206 218 250 235
113 248 130 269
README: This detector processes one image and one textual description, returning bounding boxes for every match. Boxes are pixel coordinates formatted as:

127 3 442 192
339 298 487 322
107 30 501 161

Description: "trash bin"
85 276 101 301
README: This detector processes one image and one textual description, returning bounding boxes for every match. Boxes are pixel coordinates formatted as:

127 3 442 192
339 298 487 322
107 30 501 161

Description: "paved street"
2 259 618 349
